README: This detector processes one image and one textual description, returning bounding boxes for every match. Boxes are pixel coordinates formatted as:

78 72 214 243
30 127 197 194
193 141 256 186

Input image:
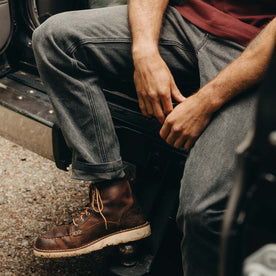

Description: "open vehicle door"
0 0 13 55
0 0 14 76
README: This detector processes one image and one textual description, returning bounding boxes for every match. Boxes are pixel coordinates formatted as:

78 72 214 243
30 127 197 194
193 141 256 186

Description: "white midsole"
34 223 151 258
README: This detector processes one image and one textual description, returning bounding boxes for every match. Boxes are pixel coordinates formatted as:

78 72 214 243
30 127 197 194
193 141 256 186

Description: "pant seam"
70 55 109 163
66 37 195 58
66 38 132 56
159 39 195 53
195 33 209 54
85 83 108 163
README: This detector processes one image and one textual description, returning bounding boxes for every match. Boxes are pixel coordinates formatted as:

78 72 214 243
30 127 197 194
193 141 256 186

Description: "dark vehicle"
0 1 275 275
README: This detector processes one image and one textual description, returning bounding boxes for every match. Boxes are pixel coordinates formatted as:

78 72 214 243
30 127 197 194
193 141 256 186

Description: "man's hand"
160 93 212 149
128 0 185 123
160 18 276 150
133 52 185 123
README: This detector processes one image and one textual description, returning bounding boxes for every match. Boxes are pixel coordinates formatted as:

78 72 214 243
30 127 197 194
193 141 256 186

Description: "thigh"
178 89 258 220
197 34 245 87
177 85 258 275
178 35 249 217
37 5 200 96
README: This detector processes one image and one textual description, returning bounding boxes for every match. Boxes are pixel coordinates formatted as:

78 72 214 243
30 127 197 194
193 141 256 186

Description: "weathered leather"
35 179 147 252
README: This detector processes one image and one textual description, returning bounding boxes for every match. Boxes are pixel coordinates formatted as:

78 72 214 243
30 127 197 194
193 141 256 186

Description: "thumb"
171 86 185 103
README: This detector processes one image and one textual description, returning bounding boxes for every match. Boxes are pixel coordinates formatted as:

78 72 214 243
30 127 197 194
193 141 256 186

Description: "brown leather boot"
33 178 151 258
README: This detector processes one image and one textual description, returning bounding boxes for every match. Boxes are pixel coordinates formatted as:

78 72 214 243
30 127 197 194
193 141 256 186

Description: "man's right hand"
128 0 184 123
133 51 185 124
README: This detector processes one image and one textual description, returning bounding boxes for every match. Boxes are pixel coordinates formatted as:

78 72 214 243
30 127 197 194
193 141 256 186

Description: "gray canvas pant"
32 5 258 276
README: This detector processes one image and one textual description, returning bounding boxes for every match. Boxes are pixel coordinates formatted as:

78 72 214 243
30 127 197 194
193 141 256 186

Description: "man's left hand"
160 93 213 150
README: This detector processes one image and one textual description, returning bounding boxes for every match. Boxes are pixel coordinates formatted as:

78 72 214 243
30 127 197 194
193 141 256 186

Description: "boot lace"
73 186 108 230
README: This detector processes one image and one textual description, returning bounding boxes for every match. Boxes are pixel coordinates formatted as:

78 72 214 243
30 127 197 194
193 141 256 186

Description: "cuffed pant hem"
71 159 125 181
71 169 125 182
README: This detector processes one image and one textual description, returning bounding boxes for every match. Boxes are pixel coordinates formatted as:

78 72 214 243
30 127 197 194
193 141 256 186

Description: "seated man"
32 0 276 275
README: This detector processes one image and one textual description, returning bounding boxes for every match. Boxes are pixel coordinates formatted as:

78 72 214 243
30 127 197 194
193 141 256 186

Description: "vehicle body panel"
0 0 12 54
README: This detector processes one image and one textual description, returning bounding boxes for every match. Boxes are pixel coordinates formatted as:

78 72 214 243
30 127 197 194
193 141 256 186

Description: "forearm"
128 0 184 122
128 0 169 60
159 18 275 149
197 18 276 114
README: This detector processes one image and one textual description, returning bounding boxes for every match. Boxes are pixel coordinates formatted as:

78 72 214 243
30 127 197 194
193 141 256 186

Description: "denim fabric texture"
32 5 258 275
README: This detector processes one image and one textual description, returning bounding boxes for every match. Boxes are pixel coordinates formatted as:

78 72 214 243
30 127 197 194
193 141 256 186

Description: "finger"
137 93 149 117
160 94 173 115
174 136 187 149
143 95 154 117
171 84 185 103
160 121 171 140
183 138 196 150
165 131 178 145
152 100 165 124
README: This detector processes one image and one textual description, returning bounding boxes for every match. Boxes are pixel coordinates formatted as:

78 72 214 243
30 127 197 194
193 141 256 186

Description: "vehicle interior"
0 0 275 275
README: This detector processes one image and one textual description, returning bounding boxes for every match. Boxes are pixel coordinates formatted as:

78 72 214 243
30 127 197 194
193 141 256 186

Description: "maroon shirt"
175 0 276 46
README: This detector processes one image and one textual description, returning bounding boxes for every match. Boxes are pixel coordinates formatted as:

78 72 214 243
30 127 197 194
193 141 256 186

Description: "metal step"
0 72 55 160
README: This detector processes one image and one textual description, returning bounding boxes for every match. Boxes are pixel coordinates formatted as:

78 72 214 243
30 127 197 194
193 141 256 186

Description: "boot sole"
33 222 151 258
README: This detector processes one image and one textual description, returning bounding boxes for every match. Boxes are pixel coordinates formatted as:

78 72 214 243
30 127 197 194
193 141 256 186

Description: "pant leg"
176 34 258 276
32 5 199 181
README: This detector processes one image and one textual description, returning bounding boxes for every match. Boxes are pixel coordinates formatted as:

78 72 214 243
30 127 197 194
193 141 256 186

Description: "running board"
0 74 55 160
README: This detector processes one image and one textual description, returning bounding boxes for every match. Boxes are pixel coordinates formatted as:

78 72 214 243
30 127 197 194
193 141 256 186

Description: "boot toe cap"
34 225 70 251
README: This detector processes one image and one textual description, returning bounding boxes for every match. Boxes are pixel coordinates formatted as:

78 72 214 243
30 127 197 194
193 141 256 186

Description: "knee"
32 13 72 55
177 197 226 237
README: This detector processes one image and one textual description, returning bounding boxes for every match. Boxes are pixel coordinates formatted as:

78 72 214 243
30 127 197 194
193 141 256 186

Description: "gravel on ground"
0 136 114 275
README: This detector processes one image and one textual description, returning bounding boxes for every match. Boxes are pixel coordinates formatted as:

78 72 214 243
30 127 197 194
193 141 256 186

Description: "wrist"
195 85 224 115
132 42 160 64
